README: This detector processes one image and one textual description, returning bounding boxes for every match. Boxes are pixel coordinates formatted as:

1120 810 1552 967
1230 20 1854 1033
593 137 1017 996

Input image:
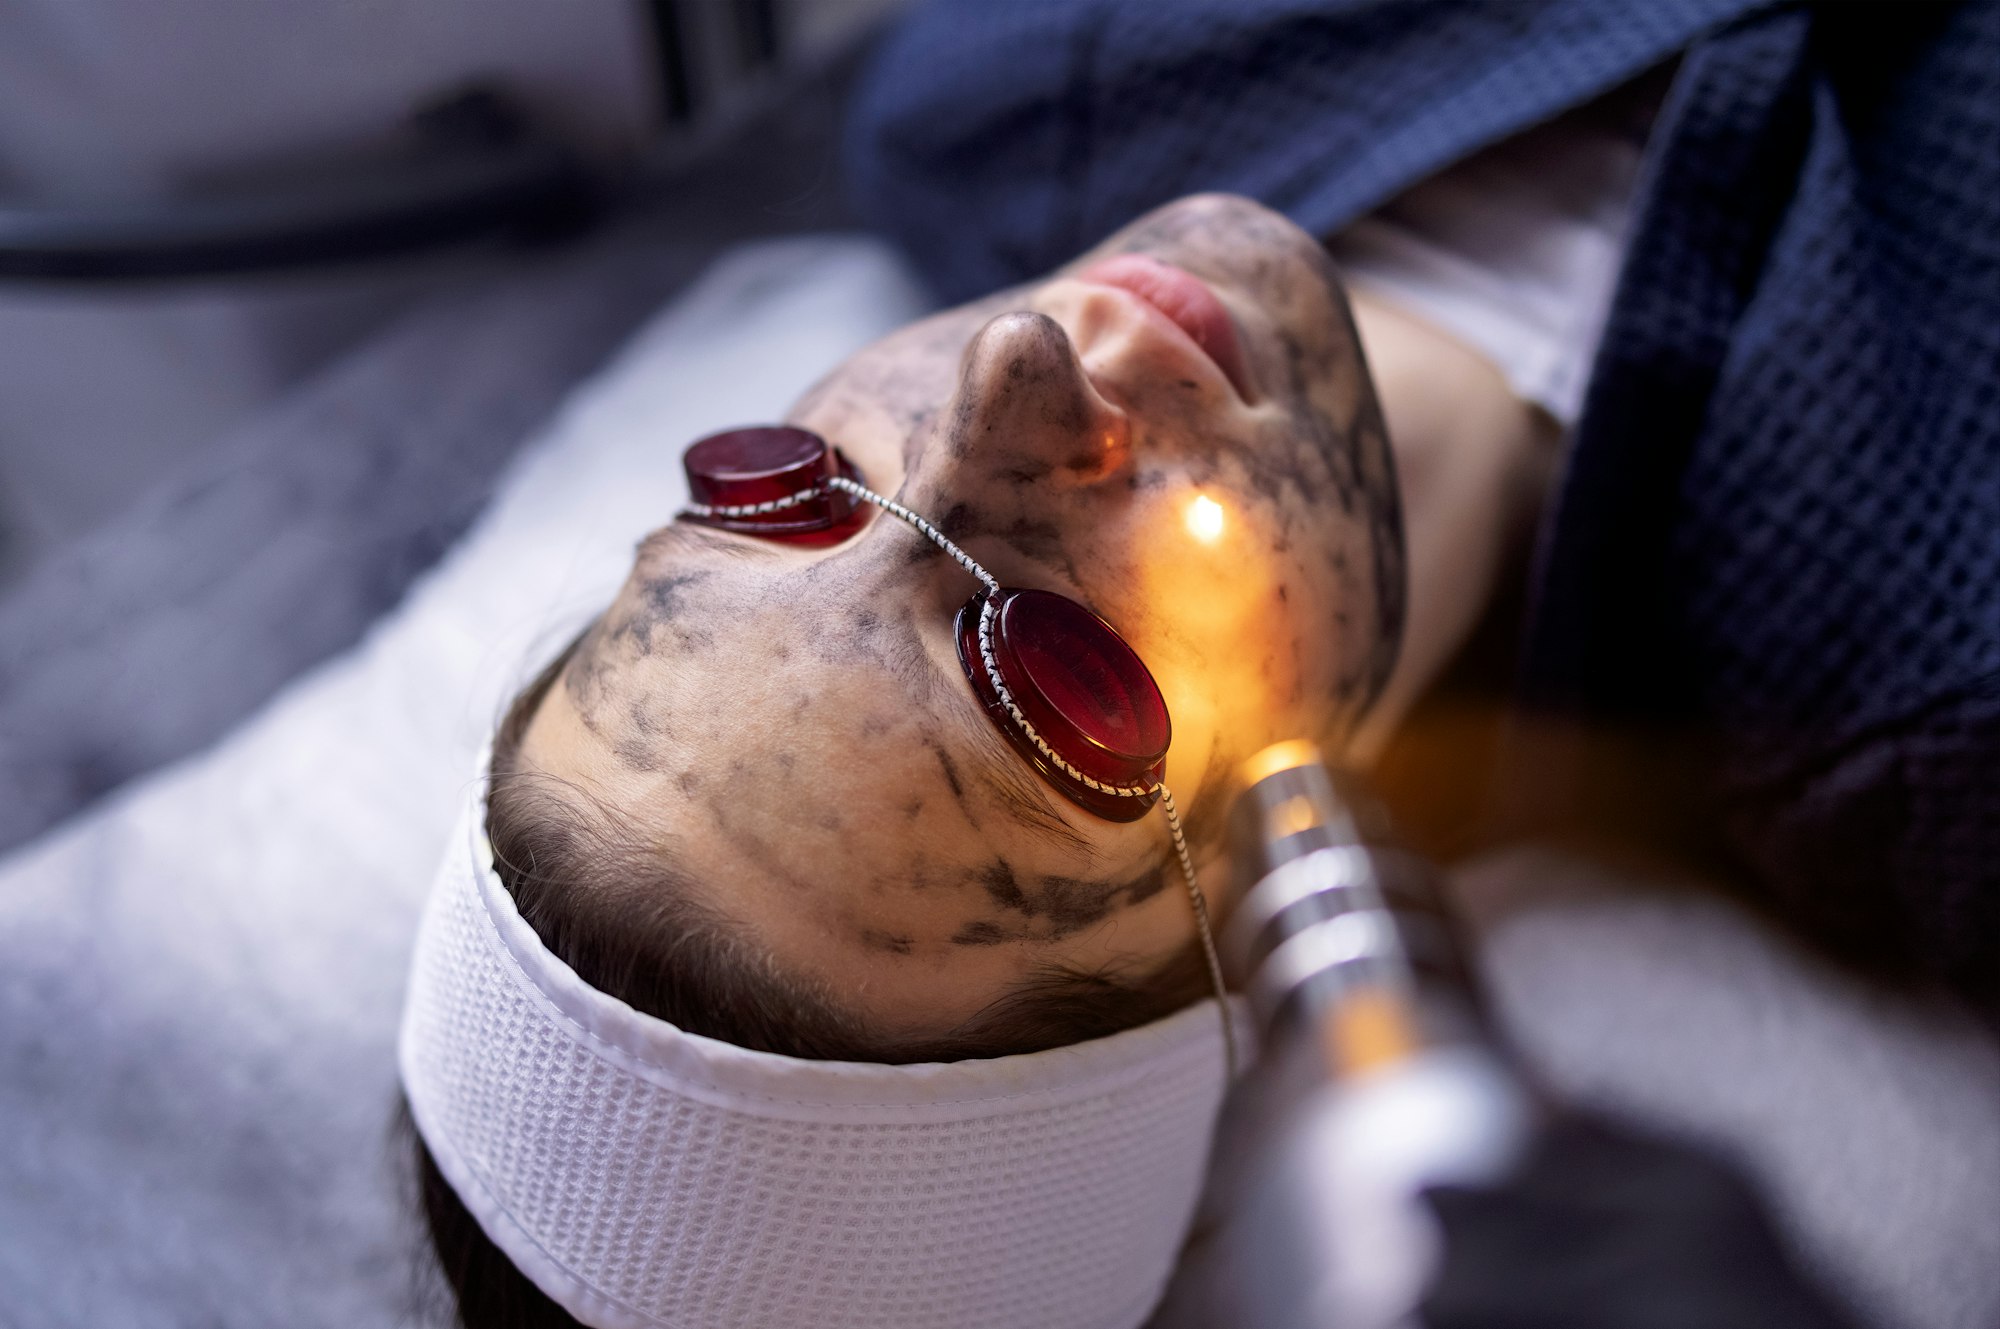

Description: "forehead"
568 522 1069 814
528 534 1136 922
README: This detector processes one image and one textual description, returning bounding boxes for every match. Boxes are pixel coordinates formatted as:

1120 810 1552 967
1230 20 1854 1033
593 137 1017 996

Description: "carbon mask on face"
680 424 1238 1070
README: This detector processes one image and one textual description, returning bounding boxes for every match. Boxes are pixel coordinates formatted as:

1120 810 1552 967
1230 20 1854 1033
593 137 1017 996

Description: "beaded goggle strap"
680 487 824 519
679 476 1238 1076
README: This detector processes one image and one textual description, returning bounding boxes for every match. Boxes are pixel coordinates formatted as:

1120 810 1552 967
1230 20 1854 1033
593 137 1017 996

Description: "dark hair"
403 636 1211 1328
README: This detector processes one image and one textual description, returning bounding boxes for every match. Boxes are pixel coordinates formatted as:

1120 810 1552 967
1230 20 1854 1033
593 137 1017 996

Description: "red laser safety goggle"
680 425 1171 822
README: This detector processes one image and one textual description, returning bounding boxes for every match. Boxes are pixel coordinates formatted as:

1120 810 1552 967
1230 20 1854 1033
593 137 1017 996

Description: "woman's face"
522 194 1400 1044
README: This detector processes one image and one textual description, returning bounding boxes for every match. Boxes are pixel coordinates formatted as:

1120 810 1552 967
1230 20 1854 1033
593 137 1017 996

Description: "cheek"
1111 476 1359 760
1194 556 1309 684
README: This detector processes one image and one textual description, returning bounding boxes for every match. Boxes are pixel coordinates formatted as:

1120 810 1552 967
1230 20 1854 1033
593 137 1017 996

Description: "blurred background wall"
0 0 906 849
0 0 901 585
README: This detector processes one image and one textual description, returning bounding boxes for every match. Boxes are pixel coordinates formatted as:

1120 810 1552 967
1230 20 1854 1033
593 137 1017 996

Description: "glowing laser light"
1186 494 1225 544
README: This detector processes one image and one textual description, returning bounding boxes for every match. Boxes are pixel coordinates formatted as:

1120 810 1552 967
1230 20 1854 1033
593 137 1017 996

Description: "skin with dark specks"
519 194 1403 1043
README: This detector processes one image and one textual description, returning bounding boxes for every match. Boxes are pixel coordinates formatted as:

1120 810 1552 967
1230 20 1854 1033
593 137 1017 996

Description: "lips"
1074 254 1254 400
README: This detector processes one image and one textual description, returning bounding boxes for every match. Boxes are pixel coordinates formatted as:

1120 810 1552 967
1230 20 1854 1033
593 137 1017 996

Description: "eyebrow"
639 522 783 561
954 708 1093 855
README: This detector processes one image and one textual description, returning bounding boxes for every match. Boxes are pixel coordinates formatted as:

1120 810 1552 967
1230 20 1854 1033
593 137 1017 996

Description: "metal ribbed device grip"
1169 742 1534 1329
1223 744 1481 1073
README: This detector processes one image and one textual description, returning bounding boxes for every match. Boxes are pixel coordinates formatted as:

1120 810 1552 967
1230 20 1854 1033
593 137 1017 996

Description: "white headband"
399 780 1246 1329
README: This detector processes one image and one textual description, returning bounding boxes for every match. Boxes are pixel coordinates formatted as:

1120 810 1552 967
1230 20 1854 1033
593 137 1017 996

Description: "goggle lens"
955 589 1169 821
682 426 862 541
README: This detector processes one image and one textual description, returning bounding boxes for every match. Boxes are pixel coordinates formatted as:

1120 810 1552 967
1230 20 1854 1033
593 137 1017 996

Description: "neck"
1343 285 1561 763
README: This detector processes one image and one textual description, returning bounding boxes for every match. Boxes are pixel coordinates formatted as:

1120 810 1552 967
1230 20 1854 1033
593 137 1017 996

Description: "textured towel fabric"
846 0 2000 1013
402 783 1237 1329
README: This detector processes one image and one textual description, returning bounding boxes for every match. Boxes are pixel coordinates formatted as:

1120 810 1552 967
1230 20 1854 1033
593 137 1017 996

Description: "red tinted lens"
682 426 861 542
955 588 1170 821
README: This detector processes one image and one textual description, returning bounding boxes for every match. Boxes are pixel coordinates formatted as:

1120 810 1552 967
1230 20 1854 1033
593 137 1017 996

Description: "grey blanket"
0 226 719 856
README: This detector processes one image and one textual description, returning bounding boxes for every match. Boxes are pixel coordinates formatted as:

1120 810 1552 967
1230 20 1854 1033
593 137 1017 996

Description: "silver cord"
681 476 1239 1077
1160 785 1239 1076
824 476 1001 596
681 487 825 518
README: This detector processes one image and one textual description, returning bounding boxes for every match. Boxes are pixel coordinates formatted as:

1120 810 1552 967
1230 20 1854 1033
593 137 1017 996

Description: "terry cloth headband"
399 776 1246 1329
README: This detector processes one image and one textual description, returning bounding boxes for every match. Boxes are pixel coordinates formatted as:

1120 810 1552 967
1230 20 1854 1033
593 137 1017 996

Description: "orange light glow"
1185 494 1225 544
1237 739 1325 789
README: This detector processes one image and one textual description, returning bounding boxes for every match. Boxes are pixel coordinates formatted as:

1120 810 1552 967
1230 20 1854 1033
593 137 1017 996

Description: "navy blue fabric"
846 0 1760 302
847 1 2000 1008
1534 0 2000 1001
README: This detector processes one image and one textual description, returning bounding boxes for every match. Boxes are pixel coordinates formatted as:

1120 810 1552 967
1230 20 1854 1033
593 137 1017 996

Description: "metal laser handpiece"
1171 742 1534 1329
1223 741 1483 1073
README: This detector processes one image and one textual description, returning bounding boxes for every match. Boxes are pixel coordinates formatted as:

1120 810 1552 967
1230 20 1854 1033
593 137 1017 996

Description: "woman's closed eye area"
683 425 1175 819
510 193 1403 1058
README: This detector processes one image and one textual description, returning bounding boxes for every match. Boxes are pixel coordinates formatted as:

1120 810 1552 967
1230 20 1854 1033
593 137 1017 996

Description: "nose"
940 311 1131 486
